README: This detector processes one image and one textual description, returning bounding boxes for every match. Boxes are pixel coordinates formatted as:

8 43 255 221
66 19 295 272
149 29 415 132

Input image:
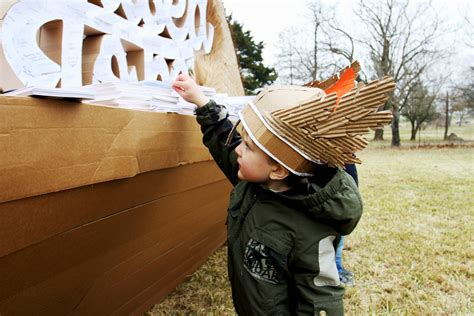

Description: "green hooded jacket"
195 100 363 315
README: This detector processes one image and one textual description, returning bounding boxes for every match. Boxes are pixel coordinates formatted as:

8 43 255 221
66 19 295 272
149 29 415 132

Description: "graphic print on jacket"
243 238 286 284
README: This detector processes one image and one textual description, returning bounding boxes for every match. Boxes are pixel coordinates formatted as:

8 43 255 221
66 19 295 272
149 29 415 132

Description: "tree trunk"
375 35 390 143
374 98 392 141
443 91 449 140
410 121 417 141
288 43 294 85
312 21 319 81
391 104 401 146
374 129 384 140
458 110 465 126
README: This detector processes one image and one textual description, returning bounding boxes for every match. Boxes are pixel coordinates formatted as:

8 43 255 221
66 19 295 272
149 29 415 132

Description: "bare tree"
401 80 439 140
275 0 346 84
305 0 336 80
452 66 474 126
275 0 450 146
462 7 474 49
275 27 301 85
356 0 445 146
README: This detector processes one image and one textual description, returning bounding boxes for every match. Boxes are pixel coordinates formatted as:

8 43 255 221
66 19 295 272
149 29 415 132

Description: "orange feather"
324 65 357 111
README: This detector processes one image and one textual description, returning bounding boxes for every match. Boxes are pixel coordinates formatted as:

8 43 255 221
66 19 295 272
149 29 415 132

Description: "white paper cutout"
1 0 214 87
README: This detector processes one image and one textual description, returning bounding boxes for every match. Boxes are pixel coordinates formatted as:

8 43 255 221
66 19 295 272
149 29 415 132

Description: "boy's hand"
172 74 209 107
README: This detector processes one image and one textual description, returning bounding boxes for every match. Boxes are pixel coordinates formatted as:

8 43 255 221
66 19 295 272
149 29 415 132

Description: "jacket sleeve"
344 163 359 186
306 168 363 236
195 99 241 186
290 235 345 315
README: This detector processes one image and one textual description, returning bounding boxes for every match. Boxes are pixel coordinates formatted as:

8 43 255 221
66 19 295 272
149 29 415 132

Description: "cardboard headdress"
238 61 395 176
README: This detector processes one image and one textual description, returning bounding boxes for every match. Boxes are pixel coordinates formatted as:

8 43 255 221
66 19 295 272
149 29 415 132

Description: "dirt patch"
446 133 464 141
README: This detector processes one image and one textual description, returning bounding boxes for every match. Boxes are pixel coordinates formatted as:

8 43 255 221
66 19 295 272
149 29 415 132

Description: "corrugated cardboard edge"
0 96 212 203
194 0 244 96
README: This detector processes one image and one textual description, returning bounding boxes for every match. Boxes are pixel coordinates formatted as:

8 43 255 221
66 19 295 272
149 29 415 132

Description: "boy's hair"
281 172 304 188
263 152 305 187
267 154 339 188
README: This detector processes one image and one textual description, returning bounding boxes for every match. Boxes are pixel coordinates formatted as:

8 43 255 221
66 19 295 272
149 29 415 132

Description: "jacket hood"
280 168 363 235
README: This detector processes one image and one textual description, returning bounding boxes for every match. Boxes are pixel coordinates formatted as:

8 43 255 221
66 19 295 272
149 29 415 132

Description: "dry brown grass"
150 147 474 315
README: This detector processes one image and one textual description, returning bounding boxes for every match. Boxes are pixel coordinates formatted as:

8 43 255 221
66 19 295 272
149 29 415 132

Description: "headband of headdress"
238 61 395 176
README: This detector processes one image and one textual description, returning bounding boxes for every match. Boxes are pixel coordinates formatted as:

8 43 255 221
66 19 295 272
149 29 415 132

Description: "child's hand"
172 74 209 107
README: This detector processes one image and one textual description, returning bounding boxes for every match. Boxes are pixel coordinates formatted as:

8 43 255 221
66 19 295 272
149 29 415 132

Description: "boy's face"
235 129 275 183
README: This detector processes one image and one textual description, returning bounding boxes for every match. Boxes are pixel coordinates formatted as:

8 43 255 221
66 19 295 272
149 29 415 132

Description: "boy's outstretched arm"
172 75 241 185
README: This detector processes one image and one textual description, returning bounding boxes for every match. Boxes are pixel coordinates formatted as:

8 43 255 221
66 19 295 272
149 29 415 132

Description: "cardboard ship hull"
0 96 233 315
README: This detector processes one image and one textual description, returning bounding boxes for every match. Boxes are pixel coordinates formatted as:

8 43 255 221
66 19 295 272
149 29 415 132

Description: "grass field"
367 119 474 148
150 122 474 315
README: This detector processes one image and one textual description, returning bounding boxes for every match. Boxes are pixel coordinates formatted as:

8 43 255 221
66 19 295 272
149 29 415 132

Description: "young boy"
172 72 393 315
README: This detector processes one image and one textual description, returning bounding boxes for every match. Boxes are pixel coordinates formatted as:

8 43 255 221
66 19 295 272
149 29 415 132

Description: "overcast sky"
222 0 473 78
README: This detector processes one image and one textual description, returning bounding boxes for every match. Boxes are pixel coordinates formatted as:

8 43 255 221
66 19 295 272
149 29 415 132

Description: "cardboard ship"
0 0 243 314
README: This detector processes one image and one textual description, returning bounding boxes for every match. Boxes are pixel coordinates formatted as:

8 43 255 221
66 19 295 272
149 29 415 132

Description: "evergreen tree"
227 16 277 94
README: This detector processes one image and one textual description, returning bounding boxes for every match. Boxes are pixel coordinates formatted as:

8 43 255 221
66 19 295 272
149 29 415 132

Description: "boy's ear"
269 163 290 181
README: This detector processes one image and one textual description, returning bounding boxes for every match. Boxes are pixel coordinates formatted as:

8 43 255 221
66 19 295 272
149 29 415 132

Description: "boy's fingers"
172 86 184 93
175 73 188 81
172 80 186 90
